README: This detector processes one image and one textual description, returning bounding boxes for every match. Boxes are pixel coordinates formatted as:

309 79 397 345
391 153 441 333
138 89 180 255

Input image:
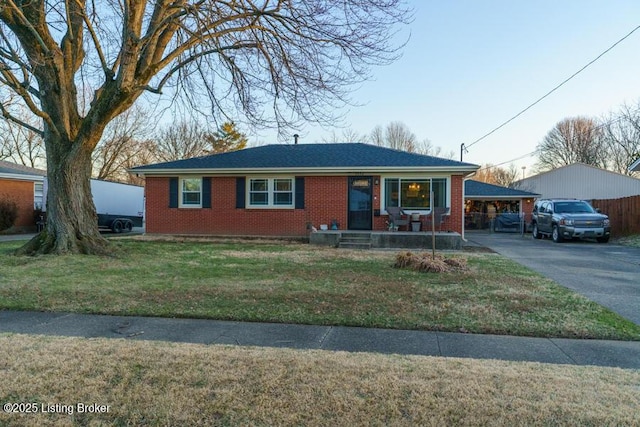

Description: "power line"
475 111 639 172
462 24 640 156
476 151 538 172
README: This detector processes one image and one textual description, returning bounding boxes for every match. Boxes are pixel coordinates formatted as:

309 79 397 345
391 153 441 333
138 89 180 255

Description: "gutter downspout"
461 172 476 242
461 178 467 242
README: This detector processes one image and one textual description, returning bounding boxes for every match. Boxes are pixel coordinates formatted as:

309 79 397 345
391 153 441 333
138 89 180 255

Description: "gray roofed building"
0 160 46 180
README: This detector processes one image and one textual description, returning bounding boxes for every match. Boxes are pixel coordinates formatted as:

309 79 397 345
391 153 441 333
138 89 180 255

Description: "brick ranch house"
0 160 45 232
131 143 480 238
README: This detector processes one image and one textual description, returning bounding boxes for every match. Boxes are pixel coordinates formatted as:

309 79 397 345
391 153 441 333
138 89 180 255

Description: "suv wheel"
552 225 563 243
597 236 610 243
532 223 541 239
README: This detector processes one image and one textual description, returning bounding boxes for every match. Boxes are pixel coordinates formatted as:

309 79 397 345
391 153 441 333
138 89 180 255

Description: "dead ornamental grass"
0 334 638 427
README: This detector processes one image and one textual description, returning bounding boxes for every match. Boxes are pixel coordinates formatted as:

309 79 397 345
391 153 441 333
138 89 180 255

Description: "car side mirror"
595 208 601 213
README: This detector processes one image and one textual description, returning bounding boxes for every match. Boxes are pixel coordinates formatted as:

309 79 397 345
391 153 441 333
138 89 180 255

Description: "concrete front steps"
338 232 372 250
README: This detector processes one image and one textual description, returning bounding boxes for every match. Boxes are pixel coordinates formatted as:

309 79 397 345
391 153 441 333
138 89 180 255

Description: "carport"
464 180 540 232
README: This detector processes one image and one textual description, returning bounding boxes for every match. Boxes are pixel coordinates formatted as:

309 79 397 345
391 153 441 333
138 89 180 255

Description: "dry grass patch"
0 334 638 426
394 251 468 273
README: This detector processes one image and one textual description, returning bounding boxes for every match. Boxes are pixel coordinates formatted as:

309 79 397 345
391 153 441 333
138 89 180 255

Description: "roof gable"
516 163 640 184
131 143 478 173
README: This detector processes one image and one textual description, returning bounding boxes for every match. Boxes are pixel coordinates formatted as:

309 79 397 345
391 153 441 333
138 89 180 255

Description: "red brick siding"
521 198 535 224
145 174 466 236
0 178 35 228
447 175 464 233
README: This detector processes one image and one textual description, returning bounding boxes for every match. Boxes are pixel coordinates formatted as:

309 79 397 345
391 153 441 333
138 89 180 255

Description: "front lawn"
1 237 639 340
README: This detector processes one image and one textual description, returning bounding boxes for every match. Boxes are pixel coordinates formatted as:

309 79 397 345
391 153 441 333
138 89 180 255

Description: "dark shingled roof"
131 143 478 171
465 180 540 198
0 160 46 177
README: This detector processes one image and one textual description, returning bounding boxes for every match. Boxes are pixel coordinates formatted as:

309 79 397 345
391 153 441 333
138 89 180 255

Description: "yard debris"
393 251 468 273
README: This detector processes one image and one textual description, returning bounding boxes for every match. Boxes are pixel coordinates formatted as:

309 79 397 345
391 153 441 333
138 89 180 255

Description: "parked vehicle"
531 199 610 243
43 179 144 233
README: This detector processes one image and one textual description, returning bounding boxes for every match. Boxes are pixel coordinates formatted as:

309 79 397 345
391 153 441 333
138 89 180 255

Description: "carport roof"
465 180 540 199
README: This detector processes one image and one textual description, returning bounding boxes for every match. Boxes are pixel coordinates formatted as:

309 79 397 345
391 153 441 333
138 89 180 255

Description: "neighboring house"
630 158 640 172
464 180 540 231
513 163 640 200
0 160 46 231
130 143 479 238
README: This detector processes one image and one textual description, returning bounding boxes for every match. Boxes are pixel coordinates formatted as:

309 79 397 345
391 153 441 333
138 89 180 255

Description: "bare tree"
371 122 417 152
92 106 152 182
414 139 455 159
321 128 369 144
0 107 45 168
474 164 520 187
152 120 211 162
601 102 640 177
535 117 607 172
0 1 410 254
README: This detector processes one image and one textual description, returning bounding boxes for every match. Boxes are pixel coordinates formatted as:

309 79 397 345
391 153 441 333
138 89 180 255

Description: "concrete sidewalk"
1 310 639 369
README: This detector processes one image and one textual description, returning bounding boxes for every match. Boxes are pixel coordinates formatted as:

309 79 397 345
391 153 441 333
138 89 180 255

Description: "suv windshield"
553 201 595 214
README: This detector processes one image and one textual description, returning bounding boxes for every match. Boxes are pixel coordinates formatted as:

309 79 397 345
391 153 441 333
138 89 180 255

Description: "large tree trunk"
16 136 110 256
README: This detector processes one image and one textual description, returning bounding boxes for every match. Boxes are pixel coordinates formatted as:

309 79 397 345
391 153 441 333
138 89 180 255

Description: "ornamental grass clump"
394 251 468 273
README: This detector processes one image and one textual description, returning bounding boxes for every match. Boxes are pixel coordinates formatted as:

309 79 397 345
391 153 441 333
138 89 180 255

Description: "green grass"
1 238 639 340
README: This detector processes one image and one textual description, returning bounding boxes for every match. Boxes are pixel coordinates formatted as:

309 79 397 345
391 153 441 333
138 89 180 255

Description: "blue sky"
253 1 640 176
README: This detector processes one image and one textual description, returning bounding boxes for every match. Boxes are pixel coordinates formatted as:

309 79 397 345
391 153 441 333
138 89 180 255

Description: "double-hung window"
248 178 294 208
180 178 202 207
384 178 447 211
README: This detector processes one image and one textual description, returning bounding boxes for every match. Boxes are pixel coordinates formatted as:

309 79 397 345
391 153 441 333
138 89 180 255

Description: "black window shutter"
169 177 178 208
202 177 212 208
236 177 246 208
295 177 305 209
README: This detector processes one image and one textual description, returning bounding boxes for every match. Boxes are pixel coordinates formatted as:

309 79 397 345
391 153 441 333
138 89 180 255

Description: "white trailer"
91 180 144 232
42 179 144 233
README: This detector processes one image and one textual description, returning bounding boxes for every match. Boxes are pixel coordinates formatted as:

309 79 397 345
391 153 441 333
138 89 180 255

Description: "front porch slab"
310 230 462 250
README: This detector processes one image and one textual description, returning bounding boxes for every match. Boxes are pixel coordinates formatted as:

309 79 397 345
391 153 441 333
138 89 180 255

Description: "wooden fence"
591 195 640 237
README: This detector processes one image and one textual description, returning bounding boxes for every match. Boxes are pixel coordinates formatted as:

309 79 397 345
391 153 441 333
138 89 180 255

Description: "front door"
348 177 373 230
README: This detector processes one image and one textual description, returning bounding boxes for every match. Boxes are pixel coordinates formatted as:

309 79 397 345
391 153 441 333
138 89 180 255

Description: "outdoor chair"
424 207 450 231
386 207 410 231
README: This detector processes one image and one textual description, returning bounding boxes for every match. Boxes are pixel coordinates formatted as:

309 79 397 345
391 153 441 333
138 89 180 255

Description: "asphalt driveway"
467 232 640 326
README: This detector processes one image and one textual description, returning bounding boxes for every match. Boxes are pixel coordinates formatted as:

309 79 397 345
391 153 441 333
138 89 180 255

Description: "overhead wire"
475 111 638 172
463 24 640 154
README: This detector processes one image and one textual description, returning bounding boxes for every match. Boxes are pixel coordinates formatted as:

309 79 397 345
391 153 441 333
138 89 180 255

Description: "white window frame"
247 177 295 208
34 181 44 210
381 176 450 214
179 177 202 208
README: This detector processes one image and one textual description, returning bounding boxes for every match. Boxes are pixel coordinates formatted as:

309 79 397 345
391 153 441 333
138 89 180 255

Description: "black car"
531 199 611 243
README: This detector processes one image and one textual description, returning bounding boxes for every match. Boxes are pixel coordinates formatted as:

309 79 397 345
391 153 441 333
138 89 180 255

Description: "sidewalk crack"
549 339 578 364
318 326 333 348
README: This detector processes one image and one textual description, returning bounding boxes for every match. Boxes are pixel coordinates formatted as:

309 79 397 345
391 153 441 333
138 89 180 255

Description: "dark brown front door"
348 177 373 230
